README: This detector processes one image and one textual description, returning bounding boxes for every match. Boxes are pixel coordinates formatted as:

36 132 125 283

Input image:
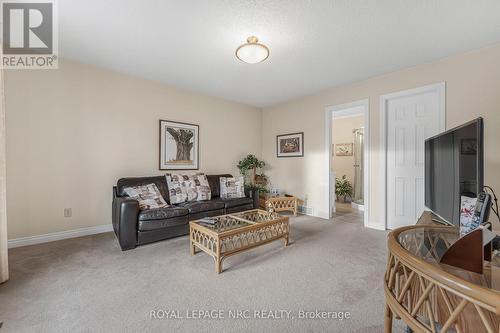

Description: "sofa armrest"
112 195 139 251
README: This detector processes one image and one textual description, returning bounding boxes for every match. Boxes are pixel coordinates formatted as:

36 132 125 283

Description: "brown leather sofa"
112 174 258 251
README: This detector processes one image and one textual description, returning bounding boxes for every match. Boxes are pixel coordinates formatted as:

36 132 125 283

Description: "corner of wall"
258 107 264 159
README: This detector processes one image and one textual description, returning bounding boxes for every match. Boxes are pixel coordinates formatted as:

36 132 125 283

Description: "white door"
386 85 445 229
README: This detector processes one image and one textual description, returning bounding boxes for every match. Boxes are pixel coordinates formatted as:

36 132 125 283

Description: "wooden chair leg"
384 303 393 333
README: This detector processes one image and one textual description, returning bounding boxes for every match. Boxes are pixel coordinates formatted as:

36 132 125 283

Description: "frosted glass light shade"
235 36 269 64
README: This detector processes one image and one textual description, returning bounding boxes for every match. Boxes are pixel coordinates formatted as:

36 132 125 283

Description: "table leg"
215 257 222 274
384 303 393 333
190 239 196 255
283 235 289 247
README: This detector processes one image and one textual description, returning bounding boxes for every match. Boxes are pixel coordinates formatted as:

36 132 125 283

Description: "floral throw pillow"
460 196 478 236
123 184 169 210
220 176 245 199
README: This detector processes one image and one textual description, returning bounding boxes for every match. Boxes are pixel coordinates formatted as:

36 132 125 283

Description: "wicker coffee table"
189 209 289 274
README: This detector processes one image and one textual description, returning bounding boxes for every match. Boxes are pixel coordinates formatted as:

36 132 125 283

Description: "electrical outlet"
64 208 72 218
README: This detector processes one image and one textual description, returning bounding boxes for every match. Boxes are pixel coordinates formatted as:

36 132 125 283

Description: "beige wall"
332 115 364 184
5 59 262 239
6 44 500 239
262 44 500 227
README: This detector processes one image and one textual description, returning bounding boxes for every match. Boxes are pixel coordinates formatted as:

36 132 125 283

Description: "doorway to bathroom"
326 99 369 226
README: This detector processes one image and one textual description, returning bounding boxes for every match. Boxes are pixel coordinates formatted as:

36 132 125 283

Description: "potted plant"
335 175 353 203
237 154 267 207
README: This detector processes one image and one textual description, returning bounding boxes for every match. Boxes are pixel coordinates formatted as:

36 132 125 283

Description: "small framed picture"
159 120 199 170
335 143 353 156
277 132 304 158
461 138 477 155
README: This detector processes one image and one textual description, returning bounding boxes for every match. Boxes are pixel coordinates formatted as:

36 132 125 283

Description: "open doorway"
326 99 369 226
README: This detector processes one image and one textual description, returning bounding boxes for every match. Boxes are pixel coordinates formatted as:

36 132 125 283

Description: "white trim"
351 201 364 211
316 211 330 219
331 106 365 119
365 222 386 231
379 82 446 230
325 99 370 228
8 224 113 249
0 62 8 283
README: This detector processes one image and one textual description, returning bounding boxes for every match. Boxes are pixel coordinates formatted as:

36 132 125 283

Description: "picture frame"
276 132 304 158
460 138 477 155
159 120 199 170
335 143 353 156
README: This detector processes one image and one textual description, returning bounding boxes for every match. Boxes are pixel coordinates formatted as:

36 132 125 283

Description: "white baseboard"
8 224 113 249
365 221 386 231
315 211 330 219
351 202 365 211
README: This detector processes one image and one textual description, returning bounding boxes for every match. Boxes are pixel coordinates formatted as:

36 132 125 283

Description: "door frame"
380 82 446 230
0 67 7 284
325 99 370 227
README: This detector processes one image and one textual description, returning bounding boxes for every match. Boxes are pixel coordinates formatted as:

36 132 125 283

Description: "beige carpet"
0 211 404 332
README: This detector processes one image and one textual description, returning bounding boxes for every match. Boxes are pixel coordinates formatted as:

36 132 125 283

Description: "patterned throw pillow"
190 173 212 201
165 173 212 203
460 196 478 236
165 173 189 204
220 176 245 199
123 184 169 210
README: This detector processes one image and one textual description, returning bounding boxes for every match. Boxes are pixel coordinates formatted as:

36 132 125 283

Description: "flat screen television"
425 118 484 226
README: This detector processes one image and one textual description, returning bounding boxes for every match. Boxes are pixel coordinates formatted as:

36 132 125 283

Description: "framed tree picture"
276 132 304 158
159 120 199 170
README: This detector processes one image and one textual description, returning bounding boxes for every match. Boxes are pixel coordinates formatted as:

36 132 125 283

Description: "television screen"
424 118 483 226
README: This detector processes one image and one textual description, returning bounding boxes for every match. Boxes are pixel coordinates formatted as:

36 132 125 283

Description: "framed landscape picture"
276 132 304 158
159 120 199 170
335 143 353 156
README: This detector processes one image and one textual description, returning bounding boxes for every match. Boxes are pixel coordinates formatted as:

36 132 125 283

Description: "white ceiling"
60 0 500 107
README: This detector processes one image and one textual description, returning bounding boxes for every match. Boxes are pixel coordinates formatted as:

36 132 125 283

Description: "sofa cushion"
176 200 225 214
213 197 253 209
138 207 189 221
226 204 254 214
117 176 170 203
220 176 245 199
138 215 188 231
189 209 225 221
122 184 169 210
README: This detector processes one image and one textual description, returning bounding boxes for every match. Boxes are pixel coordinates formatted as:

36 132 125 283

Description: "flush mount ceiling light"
235 36 270 64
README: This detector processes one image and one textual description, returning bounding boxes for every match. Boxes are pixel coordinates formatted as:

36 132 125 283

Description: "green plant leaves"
335 175 353 199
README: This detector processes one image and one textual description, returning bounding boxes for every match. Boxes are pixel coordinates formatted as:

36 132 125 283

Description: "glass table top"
194 215 253 233
397 224 500 292
192 210 282 234
397 226 460 262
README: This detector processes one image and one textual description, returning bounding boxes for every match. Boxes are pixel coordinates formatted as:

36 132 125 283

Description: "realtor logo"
1 0 58 69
